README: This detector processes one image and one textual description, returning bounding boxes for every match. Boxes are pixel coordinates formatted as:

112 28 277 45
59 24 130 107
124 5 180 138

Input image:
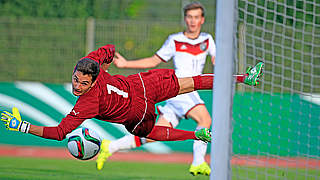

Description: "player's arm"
1 107 44 137
114 34 174 69
211 56 215 65
29 125 44 137
113 52 162 69
1 107 84 141
83 44 115 66
208 35 216 66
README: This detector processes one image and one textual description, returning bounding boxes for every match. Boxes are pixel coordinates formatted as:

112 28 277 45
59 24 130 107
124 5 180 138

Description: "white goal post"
211 0 236 179
211 0 319 179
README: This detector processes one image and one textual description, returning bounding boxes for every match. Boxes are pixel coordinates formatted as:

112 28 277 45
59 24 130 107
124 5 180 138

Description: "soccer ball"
67 127 101 160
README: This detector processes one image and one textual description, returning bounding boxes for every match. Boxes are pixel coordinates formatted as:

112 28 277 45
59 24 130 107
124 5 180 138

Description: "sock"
109 134 139 154
192 74 214 90
235 74 247 83
134 136 148 147
192 74 247 90
192 126 208 166
147 126 196 141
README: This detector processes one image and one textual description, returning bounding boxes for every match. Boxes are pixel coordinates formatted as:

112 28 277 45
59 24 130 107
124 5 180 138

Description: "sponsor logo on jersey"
72 109 80 115
174 39 209 55
181 45 187 50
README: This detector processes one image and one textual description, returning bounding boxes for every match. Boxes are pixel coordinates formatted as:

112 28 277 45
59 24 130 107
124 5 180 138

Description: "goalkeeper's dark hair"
183 1 205 17
74 58 100 83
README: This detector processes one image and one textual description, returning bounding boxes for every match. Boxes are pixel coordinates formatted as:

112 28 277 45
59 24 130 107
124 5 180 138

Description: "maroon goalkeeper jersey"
43 44 180 140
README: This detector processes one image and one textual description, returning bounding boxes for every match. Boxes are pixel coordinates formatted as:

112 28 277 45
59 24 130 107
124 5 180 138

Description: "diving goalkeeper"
1 44 264 147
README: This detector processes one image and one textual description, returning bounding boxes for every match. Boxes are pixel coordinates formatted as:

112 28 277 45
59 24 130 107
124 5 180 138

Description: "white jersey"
156 32 216 78
156 32 216 125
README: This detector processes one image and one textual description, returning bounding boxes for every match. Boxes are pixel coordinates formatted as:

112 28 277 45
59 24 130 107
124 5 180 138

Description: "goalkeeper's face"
71 70 96 96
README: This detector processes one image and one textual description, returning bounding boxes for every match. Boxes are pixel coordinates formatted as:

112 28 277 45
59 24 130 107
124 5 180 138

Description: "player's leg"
146 125 211 142
178 61 265 94
96 133 147 170
96 115 172 170
109 115 172 152
108 116 172 154
96 118 211 170
96 114 207 171
146 100 211 142
143 114 173 142
187 105 212 176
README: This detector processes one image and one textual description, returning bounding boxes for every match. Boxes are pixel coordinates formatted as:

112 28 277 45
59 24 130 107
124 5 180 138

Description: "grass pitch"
0 157 319 180
0 157 208 180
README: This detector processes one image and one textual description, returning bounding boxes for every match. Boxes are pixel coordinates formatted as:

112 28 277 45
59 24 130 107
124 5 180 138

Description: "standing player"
0 44 264 157
97 2 232 176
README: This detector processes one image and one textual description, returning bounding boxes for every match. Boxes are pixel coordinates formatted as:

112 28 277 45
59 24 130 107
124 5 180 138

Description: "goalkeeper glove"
1 107 30 133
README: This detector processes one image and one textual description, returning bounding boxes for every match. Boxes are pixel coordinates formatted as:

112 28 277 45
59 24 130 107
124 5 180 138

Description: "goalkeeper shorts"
124 69 180 137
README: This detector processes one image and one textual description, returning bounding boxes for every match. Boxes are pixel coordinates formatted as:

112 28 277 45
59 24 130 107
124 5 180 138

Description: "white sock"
109 134 137 154
192 126 208 166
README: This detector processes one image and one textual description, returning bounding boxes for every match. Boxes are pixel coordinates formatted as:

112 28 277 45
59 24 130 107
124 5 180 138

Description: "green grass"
0 157 319 180
0 157 208 180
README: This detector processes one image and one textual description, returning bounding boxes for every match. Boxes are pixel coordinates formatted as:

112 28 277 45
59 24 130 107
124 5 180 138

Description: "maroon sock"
192 74 214 90
192 74 248 90
146 126 196 141
235 74 247 83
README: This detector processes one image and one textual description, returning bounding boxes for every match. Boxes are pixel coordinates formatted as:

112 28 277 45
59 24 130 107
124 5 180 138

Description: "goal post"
212 0 319 179
211 0 236 179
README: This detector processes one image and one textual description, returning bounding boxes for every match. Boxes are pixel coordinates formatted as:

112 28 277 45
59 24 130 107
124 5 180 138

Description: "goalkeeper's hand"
1 107 30 133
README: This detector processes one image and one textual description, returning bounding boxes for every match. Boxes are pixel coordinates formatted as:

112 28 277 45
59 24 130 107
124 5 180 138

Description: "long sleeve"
81 44 115 65
42 87 100 141
42 114 85 141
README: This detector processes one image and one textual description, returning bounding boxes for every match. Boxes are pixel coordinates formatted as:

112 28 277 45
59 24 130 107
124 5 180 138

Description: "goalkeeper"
0 44 264 158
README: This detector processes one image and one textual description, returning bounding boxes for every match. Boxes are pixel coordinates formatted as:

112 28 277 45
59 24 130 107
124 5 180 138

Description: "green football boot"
189 162 211 176
96 139 112 170
195 128 212 143
244 62 264 86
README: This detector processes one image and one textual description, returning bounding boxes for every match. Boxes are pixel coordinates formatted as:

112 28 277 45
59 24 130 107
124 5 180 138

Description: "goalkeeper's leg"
188 61 264 91
96 116 172 171
96 115 212 170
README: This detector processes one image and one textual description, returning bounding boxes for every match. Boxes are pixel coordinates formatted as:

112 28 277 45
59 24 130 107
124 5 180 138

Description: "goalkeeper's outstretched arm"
1 107 73 141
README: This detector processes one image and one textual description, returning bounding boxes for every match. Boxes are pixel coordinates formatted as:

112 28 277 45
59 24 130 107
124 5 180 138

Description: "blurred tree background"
0 0 216 83
0 0 318 94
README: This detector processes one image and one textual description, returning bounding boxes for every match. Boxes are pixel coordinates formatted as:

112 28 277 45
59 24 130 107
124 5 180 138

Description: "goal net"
231 0 319 179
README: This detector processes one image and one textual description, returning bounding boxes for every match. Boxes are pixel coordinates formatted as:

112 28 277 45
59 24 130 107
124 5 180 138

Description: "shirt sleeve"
82 44 115 65
42 114 86 141
155 35 175 62
42 88 100 141
208 35 216 57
